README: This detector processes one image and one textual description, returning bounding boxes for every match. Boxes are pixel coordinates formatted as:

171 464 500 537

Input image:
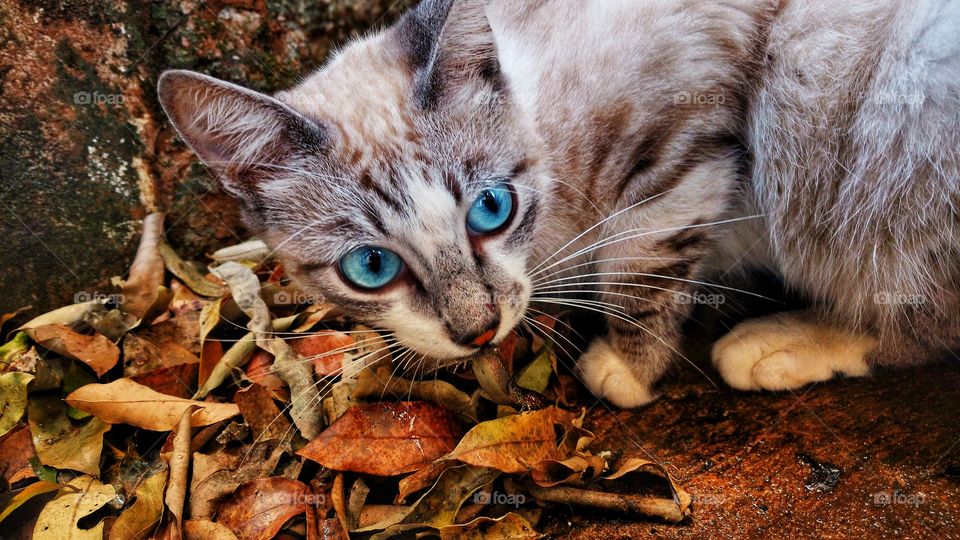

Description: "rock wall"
0 0 410 314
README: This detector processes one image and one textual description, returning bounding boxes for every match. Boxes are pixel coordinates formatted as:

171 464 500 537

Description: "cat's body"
159 0 960 407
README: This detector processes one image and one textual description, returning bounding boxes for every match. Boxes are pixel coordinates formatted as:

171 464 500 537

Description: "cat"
158 0 960 407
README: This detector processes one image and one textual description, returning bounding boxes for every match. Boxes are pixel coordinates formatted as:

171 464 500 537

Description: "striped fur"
159 0 960 407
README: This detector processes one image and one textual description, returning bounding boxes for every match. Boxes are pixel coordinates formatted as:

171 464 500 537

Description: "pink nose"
471 328 497 347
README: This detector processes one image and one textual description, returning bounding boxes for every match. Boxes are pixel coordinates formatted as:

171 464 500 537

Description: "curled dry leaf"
109 469 168 540
66 378 238 431
120 212 169 321
298 402 462 477
215 477 309 540
0 372 33 437
471 350 548 410
28 395 110 476
212 262 323 439
33 475 117 539
159 241 227 297
25 324 120 376
447 406 579 474
165 406 196 536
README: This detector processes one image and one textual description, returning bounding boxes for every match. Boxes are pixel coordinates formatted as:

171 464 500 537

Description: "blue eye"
339 246 403 289
466 183 514 234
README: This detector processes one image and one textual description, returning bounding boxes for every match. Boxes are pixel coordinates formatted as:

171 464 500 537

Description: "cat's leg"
711 310 877 391
571 165 734 407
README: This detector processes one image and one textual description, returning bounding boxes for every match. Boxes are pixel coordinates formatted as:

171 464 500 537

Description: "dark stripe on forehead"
359 169 405 213
443 169 463 203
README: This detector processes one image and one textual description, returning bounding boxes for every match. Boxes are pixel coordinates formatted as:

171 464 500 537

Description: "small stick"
521 482 690 523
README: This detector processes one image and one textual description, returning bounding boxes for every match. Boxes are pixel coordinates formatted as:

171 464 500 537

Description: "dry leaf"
299 402 461 477
120 212 168 320
159 242 227 297
212 262 323 438
235 383 291 443
165 407 195 536
447 407 578 474
0 372 33 437
355 366 478 423
110 469 168 540
0 480 60 525
33 476 116 539
184 520 240 540
66 378 238 431
25 324 119 376
28 395 110 476
438 513 539 540
215 477 309 540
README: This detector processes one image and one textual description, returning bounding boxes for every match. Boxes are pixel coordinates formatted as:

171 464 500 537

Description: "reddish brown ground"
542 361 960 539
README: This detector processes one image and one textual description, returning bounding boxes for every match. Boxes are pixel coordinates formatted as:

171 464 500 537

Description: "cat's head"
158 0 548 361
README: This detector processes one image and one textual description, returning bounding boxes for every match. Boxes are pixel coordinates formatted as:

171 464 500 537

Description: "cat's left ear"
398 0 502 107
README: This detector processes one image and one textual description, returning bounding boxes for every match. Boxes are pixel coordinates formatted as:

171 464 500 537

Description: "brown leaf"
165 406 195 536
109 469 168 540
290 331 354 377
244 350 289 402
189 442 284 521
447 407 578 474
159 242 227 298
66 378 238 431
121 212 169 320
235 384 291 443
215 477 309 540
28 395 109 476
25 324 119 376
0 425 36 485
438 513 539 540
184 520 239 540
298 402 461 477
130 362 199 399
396 461 456 504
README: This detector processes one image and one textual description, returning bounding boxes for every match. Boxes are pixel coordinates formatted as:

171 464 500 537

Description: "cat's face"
159 0 548 361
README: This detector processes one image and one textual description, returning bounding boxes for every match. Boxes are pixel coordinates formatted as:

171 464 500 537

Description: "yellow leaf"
34 476 116 539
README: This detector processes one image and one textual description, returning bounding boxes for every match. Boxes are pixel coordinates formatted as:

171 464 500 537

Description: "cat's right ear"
157 70 326 201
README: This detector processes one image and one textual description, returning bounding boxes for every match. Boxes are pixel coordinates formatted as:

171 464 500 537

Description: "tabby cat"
158 0 960 407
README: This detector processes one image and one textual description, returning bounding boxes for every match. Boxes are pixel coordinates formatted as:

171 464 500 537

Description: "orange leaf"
25 324 119 376
216 477 309 540
298 402 461 476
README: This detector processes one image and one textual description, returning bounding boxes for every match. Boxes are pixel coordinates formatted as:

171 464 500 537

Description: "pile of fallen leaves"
0 213 690 539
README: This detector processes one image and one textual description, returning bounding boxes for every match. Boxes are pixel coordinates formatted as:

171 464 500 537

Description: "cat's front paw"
577 338 658 408
711 312 875 391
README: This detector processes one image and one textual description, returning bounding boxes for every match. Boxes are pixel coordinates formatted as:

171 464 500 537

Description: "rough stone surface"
0 0 411 315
